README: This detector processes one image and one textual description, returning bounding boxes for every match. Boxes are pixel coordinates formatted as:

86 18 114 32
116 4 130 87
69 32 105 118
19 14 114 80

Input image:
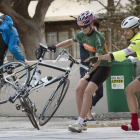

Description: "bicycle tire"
0 62 30 104
39 78 70 126
22 97 39 130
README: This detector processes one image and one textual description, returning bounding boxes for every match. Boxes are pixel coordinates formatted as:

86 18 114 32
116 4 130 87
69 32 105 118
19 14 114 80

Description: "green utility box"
106 58 137 112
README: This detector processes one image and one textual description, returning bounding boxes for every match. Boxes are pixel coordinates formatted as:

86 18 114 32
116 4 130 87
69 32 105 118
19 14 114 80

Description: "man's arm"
86 38 140 63
8 35 25 62
88 48 135 63
99 40 139 62
99 49 129 61
99 53 112 61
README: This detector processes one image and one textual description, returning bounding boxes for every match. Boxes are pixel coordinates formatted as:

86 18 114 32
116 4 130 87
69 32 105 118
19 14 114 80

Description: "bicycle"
0 60 40 129
0 43 93 128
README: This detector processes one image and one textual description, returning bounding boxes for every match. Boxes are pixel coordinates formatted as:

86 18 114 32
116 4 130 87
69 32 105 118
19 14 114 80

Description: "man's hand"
24 59 29 65
48 46 56 53
84 56 99 63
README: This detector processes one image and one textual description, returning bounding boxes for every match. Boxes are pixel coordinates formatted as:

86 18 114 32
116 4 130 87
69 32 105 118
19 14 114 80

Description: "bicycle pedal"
22 108 26 112
38 114 43 119
32 103 37 112
39 114 45 120
33 108 37 112
15 104 21 110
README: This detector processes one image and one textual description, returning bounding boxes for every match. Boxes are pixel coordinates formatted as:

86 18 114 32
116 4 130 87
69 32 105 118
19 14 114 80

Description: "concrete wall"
0 59 140 117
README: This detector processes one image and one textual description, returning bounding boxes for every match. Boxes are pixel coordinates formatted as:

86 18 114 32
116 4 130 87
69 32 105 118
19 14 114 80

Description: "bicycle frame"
28 62 68 93
27 60 87 94
26 48 89 94
2 48 89 103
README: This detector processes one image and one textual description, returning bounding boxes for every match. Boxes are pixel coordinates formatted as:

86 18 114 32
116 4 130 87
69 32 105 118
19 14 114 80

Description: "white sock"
77 117 84 125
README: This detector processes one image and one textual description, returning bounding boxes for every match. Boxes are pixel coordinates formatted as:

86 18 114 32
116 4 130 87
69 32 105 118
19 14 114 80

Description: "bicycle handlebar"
53 55 61 63
53 50 65 63
53 49 89 71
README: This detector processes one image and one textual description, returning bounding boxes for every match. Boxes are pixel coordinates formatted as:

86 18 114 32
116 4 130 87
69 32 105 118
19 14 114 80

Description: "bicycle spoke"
39 79 70 126
21 97 39 130
0 62 29 104
43 85 63 116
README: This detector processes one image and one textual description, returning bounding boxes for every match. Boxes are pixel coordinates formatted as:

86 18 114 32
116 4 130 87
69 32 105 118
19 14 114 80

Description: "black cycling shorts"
81 66 111 87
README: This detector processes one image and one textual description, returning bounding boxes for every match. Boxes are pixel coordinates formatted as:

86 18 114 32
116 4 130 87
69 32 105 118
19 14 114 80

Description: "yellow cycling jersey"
113 32 140 62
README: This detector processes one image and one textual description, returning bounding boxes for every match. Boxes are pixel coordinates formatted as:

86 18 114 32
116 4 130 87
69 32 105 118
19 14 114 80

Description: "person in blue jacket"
0 14 28 65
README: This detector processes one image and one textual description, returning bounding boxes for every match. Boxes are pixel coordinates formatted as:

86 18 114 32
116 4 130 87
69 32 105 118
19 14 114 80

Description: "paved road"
0 117 140 140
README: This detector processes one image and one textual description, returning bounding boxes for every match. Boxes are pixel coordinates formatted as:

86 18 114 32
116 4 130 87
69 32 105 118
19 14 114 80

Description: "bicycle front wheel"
21 97 39 130
0 61 29 104
39 78 70 126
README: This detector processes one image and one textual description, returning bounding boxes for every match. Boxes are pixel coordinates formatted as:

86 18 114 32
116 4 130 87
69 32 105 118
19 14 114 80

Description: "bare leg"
76 78 88 115
80 82 98 118
86 109 93 119
125 79 140 113
121 79 140 131
68 82 97 133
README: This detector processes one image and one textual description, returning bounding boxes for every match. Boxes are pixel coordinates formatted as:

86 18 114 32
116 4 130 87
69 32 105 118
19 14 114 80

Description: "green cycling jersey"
73 30 112 67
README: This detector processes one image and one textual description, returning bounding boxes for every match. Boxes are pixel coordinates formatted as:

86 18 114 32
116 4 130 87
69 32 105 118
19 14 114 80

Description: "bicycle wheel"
21 97 39 130
39 78 70 126
0 61 29 104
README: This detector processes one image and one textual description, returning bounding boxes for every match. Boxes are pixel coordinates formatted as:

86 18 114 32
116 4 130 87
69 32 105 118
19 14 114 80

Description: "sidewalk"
0 117 140 140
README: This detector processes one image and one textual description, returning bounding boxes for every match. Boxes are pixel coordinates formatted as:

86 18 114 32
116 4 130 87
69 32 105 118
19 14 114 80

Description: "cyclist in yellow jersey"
86 16 140 131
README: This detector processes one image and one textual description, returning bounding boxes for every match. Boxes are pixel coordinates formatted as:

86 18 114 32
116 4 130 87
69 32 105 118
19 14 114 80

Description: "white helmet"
121 16 140 29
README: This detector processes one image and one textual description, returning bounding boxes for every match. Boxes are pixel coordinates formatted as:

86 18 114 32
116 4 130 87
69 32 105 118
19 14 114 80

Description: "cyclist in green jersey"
87 16 140 131
48 10 112 133
79 19 104 121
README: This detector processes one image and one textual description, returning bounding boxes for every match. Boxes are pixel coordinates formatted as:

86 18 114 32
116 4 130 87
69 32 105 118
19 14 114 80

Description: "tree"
88 0 124 51
123 0 140 17
70 0 121 13
0 0 55 60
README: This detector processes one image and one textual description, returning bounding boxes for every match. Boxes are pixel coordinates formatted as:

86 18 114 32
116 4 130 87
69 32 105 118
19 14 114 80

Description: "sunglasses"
79 25 89 29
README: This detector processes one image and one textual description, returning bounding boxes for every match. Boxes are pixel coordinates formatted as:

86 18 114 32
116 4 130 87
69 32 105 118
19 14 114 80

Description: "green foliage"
70 0 94 2
123 0 140 16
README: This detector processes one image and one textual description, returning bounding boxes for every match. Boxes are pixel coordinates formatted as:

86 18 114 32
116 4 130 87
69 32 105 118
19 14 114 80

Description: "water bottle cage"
30 70 41 87
40 76 53 84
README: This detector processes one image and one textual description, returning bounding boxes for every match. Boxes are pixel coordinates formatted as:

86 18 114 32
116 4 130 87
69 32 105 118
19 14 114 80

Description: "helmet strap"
132 29 136 37
87 25 94 34
128 28 136 41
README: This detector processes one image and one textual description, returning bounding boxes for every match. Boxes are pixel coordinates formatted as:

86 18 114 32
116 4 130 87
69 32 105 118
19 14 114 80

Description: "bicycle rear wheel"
39 78 70 126
0 62 29 104
21 97 39 130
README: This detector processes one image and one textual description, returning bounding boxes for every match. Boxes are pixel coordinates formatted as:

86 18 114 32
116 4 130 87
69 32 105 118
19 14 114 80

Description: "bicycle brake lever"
53 50 66 63
53 55 61 63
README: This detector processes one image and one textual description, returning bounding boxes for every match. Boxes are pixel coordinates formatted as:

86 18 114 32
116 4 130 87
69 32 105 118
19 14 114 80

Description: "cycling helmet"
121 16 140 29
77 10 94 26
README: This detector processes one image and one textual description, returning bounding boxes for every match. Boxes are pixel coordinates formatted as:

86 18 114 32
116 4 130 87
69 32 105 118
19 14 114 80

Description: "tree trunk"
0 0 55 60
107 0 115 13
